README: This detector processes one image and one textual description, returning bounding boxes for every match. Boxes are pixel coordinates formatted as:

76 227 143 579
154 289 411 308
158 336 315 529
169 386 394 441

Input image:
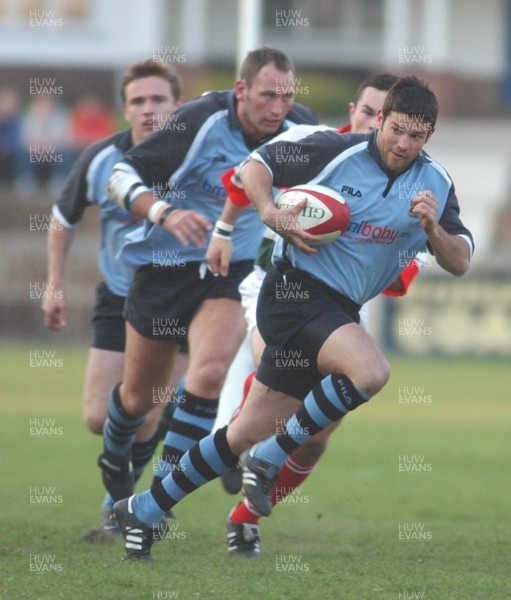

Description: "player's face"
123 76 180 144
235 64 295 141
376 111 434 174
348 86 388 133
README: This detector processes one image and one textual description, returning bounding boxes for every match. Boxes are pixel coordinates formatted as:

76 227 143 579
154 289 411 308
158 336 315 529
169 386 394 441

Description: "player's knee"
84 410 105 435
119 383 153 417
358 357 390 398
372 358 391 394
192 358 229 397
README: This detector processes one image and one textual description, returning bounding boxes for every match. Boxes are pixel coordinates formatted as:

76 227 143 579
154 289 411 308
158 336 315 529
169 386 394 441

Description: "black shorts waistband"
137 259 254 275
137 260 201 274
273 260 362 314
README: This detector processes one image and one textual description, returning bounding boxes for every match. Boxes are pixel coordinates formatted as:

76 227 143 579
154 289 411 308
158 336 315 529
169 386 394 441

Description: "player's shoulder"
419 150 454 185
59 129 130 193
305 128 369 152
274 123 334 144
156 90 231 139
335 130 370 145
176 89 231 119
76 129 132 169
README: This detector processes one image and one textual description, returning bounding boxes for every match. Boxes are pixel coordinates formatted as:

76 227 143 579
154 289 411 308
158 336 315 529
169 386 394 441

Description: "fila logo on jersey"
341 185 362 198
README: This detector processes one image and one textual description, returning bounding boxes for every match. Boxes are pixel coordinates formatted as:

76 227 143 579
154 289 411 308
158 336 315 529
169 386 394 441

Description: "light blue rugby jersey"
116 90 318 267
252 129 474 306
54 130 140 296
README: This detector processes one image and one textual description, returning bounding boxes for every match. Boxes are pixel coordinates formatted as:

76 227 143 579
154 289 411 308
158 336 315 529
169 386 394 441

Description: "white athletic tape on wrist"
147 200 169 224
215 220 234 233
106 167 150 210
213 219 233 240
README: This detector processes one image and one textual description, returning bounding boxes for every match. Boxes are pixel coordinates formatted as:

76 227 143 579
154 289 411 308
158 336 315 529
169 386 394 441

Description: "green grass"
1 345 509 599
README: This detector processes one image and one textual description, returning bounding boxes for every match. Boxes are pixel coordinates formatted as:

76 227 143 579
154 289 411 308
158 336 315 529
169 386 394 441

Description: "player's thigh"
226 377 302 455
317 322 390 397
83 347 125 434
250 327 266 368
186 297 247 396
121 322 179 415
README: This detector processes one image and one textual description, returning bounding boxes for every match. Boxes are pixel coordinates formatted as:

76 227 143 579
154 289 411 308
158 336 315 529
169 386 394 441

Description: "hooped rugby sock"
253 373 369 468
131 384 184 483
229 456 317 524
101 492 114 511
132 429 162 482
154 375 186 440
103 383 144 456
152 390 219 483
154 395 179 443
148 380 183 486
133 426 238 527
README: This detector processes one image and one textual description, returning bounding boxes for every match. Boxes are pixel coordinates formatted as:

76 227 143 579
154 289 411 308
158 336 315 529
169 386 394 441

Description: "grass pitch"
1 344 509 599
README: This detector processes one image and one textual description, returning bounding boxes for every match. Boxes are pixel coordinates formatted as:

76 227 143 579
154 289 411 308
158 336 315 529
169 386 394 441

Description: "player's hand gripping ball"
275 184 351 244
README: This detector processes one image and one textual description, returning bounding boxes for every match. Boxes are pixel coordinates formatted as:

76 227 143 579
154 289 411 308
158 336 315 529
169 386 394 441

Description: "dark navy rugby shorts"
91 281 126 352
124 260 253 342
256 264 361 401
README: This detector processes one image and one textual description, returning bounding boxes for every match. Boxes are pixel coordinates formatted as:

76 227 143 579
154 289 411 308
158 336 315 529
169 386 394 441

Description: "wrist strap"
147 200 168 224
213 219 233 239
212 230 232 240
147 201 178 225
158 205 178 225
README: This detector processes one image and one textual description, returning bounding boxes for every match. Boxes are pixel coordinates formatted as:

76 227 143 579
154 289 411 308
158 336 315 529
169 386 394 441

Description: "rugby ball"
274 184 350 244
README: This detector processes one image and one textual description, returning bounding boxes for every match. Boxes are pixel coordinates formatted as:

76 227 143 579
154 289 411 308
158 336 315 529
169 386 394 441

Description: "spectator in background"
69 94 116 162
19 95 72 195
0 86 23 187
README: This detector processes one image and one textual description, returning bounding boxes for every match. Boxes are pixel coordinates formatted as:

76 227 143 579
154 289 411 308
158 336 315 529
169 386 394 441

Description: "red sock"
272 455 317 505
229 498 261 524
229 456 317 525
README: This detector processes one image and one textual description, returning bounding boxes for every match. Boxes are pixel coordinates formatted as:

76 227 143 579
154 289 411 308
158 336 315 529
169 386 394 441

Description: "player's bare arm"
42 217 74 331
106 168 212 247
240 159 320 254
205 198 246 277
128 189 212 248
410 190 471 276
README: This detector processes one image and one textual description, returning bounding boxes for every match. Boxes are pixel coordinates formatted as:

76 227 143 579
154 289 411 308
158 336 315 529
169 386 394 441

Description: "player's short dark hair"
121 58 182 104
238 46 295 87
355 73 399 102
381 76 438 127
